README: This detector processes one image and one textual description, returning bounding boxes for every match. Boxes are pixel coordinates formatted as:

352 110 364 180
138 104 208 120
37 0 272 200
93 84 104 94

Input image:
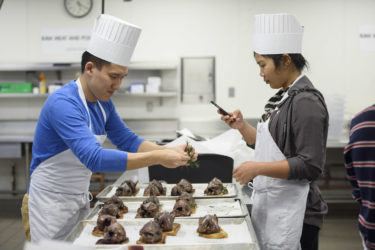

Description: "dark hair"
254 52 309 72
264 54 308 72
81 51 111 73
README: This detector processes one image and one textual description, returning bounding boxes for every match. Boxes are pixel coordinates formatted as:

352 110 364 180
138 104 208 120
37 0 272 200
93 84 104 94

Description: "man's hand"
158 149 190 168
233 161 259 185
167 144 198 162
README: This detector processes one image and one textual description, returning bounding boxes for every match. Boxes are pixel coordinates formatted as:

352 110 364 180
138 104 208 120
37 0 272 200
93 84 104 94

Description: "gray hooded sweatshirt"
267 75 329 228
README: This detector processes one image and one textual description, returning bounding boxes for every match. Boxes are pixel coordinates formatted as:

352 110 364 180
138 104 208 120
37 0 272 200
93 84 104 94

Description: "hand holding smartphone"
210 100 236 122
210 101 230 116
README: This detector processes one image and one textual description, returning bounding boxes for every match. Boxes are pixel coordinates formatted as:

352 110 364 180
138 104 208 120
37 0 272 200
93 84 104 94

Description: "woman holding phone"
219 14 328 250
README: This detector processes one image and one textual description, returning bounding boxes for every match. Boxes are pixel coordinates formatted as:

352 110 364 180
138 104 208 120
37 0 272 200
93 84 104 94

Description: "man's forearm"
137 141 165 153
126 150 162 170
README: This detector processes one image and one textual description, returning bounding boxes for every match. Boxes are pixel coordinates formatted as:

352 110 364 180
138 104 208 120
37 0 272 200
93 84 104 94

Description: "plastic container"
39 73 46 94
0 82 33 93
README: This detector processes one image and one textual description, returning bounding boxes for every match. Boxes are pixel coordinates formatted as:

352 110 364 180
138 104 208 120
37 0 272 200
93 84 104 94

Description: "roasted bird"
197 214 228 239
178 179 193 193
136 201 159 218
144 184 161 196
171 179 193 195
144 179 166 196
176 192 196 210
92 214 117 237
96 222 128 244
115 183 133 196
97 214 117 232
104 195 128 213
121 180 138 194
204 177 228 195
143 196 160 208
171 199 191 217
154 212 175 232
171 185 184 196
138 221 163 244
197 214 220 234
99 204 121 219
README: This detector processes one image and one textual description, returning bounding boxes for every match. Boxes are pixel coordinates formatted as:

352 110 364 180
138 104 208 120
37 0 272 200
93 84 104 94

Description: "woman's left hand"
233 161 259 185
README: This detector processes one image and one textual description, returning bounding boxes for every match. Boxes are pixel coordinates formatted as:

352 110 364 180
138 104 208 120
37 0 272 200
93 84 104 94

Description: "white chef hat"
253 13 303 55
87 14 142 66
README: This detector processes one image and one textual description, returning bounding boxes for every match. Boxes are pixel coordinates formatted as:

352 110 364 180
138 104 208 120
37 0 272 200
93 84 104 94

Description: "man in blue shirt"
21 14 193 242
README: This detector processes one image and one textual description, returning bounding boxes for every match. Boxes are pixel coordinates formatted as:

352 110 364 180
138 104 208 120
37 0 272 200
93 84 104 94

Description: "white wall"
0 0 374 120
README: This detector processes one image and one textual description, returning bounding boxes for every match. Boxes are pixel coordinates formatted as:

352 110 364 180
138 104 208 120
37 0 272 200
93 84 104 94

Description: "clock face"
64 0 93 18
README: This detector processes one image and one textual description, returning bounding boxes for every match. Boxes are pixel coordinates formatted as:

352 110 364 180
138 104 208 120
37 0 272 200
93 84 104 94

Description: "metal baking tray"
96 183 238 202
86 198 247 221
66 217 256 249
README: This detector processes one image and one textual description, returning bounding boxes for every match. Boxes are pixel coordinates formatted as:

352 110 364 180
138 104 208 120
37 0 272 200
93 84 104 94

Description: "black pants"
300 223 320 250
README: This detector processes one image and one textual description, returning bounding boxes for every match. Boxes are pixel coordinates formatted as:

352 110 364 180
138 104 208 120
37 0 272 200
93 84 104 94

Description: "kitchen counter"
0 134 33 193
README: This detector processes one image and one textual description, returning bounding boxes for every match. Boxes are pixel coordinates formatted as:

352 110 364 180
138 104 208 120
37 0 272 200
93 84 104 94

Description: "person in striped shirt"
344 104 375 249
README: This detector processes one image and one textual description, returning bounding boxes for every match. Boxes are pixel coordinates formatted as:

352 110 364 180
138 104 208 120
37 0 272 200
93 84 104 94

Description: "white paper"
102 183 237 200
24 239 93 250
359 25 375 51
87 198 245 221
41 28 91 53
71 218 254 248
168 129 254 168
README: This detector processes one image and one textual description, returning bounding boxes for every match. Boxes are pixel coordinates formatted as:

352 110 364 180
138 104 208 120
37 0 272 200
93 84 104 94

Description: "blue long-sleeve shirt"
344 104 375 249
30 80 145 176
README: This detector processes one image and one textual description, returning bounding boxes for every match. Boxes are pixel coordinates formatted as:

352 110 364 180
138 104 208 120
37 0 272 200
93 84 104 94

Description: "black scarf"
262 88 289 121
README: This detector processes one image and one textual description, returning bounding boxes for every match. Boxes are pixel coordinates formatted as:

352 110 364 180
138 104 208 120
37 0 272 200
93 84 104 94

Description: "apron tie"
83 192 93 203
247 181 254 190
88 192 93 202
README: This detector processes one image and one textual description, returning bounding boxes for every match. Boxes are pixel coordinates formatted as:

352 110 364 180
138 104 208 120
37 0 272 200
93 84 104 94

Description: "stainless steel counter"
0 134 33 192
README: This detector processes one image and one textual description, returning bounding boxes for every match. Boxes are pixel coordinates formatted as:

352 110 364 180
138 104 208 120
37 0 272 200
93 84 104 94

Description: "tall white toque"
253 13 303 55
87 14 142 66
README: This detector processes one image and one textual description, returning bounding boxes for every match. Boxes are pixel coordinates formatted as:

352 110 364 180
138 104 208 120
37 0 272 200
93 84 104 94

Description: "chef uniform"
250 14 309 250
28 14 143 242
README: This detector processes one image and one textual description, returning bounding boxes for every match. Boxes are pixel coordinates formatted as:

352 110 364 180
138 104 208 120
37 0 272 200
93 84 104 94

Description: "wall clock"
64 0 93 18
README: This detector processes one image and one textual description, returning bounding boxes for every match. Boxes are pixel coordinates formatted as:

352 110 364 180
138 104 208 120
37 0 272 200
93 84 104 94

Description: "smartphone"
210 100 231 116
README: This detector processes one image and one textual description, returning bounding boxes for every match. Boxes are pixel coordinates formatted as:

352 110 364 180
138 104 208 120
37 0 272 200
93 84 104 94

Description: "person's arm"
136 140 165 152
126 148 190 170
49 97 131 172
220 109 257 145
136 141 196 159
234 93 327 185
287 93 328 181
233 160 290 185
344 119 361 203
104 102 193 170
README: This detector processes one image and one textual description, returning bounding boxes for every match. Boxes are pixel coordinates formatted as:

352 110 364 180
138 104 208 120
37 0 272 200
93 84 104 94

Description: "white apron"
251 113 309 250
29 79 107 242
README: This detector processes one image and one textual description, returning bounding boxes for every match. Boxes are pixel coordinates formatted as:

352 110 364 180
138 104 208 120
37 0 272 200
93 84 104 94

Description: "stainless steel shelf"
128 61 178 70
0 61 178 71
0 92 177 99
114 92 177 97
0 93 48 98
0 63 80 71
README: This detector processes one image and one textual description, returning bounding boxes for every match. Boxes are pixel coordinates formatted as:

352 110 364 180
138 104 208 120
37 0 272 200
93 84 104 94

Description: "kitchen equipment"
149 153 233 183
